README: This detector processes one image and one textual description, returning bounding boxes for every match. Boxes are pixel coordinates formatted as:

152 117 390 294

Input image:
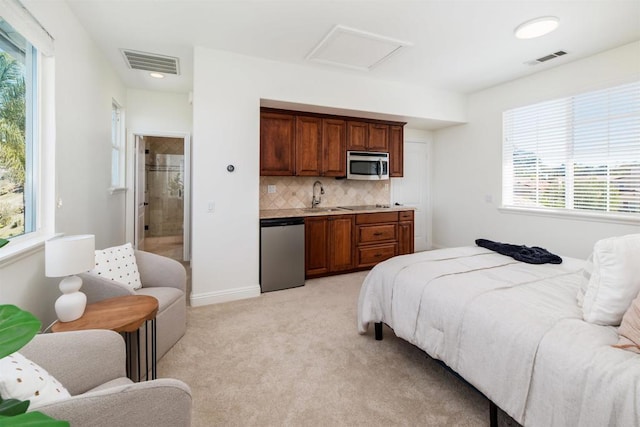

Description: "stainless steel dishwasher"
260 217 305 292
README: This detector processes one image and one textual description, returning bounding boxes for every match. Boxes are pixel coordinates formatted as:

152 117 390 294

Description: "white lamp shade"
45 235 96 277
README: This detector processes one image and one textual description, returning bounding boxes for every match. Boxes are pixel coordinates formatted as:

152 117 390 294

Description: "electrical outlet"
267 185 276 194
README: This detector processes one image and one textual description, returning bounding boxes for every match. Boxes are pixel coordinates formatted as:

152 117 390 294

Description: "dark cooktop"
338 204 391 211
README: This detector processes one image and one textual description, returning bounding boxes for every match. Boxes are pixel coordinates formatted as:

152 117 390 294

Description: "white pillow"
0 352 70 408
582 234 640 325
90 242 142 290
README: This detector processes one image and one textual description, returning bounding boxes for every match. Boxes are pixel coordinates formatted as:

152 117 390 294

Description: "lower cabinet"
398 210 414 255
355 212 398 268
305 215 355 278
305 210 414 278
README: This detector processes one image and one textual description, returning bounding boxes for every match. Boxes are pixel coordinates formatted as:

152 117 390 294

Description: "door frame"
126 130 192 261
390 136 432 251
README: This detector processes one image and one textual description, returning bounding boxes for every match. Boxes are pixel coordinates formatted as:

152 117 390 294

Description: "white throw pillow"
0 352 70 408
582 234 640 325
90 242 142 290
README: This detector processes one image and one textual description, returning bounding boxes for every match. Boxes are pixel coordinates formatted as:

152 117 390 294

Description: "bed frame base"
374 322 383 340
373 321 500 427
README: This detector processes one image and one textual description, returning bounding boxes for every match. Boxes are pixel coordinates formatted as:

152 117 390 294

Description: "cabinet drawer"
356 212 398 225
399 210 414 221
358 244 397 267
358 224 396 244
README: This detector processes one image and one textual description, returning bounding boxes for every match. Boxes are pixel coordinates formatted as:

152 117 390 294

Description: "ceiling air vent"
525 50 567 66
121 49 180 75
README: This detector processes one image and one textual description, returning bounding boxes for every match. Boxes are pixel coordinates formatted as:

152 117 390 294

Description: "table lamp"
45 235 95 322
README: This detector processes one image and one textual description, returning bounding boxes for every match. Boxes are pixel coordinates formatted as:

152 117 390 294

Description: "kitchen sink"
301 207 347 213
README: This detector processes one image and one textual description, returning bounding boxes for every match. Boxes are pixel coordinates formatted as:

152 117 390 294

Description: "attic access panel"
306 25 412 71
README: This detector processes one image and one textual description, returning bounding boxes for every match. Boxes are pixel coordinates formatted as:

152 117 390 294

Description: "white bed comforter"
357 247 640 427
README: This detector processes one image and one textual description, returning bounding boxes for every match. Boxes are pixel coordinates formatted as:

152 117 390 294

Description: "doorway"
134 134 191 262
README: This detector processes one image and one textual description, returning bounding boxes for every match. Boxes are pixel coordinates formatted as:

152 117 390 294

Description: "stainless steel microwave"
347 151 389 180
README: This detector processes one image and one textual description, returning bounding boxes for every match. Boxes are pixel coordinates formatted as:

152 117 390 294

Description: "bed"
357 246 640 427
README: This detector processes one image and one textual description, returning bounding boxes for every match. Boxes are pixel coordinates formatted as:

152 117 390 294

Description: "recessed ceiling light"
149 72 165 79
514 16 560 39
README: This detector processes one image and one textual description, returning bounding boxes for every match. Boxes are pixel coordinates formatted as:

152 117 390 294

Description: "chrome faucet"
311 180 324 208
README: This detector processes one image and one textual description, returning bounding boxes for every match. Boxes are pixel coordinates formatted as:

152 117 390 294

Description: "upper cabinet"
260 108 404 177
346 121 390 152
389 124 404 177
295 116 323 176
367 123 390 152
322 119 347 177
346 121 368 151
260 112 295 176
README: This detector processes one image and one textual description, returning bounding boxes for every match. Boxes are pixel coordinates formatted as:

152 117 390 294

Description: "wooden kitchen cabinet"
355 212 399 268
328 215 355 272
389 124 404 177
304 210 414 278
260 112 295 176
305 215 354 278
347 120 368 151
398 210 414 255
322 118 346 177
296 116 346 177
261 107 405 177
367 123 390 152
305 216 329 277
347 121 390 152
295 115 322 176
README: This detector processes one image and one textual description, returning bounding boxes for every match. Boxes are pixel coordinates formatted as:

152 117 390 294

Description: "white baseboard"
190 285 261 307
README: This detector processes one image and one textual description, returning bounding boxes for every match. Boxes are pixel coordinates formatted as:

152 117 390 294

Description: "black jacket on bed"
475 238 563 264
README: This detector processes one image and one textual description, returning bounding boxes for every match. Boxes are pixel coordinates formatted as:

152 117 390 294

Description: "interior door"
391 140 430 251
134 135 146 250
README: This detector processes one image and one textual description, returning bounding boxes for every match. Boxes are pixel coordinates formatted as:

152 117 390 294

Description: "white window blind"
503 81 640 217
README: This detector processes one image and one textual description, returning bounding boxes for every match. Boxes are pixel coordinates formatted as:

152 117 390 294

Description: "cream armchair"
21 330 191 427
79 250 187 362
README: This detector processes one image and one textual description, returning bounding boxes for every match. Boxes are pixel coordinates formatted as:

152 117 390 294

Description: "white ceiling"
62 0 640 96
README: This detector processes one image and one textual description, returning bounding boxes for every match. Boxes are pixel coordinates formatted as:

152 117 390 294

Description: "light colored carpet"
158 271 506 426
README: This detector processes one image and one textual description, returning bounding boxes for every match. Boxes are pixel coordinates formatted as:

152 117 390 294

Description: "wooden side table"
51 295 159 381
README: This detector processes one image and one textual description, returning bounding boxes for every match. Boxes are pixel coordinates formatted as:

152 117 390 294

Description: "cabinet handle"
374 253 382 258
373 232 383 236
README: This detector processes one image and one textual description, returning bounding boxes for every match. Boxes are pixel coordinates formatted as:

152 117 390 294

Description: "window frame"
501 80 640 226
0 14 54 266
109 100 126 193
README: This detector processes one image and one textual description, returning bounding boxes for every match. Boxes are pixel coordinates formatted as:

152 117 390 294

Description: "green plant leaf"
0 411 69 426
0 239 9 248
0 399 29 416
0 305 41 359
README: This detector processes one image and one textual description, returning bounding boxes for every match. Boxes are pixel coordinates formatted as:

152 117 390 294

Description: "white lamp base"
55 275 87 322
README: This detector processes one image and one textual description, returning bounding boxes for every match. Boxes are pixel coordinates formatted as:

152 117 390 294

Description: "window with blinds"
503 81 640 217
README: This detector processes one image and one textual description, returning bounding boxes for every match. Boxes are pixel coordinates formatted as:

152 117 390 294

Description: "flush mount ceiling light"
149 72 165 79
514 16 560 39
306 25 412 71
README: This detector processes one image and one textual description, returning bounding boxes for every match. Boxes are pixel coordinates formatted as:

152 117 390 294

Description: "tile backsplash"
260 176 390 210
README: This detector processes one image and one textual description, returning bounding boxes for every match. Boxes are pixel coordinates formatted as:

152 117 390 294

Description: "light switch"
207 201 215 213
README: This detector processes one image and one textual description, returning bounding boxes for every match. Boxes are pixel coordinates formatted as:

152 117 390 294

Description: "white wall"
126 89 192 134
432 42 640 259
0 1 127 325
191 48 467 306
